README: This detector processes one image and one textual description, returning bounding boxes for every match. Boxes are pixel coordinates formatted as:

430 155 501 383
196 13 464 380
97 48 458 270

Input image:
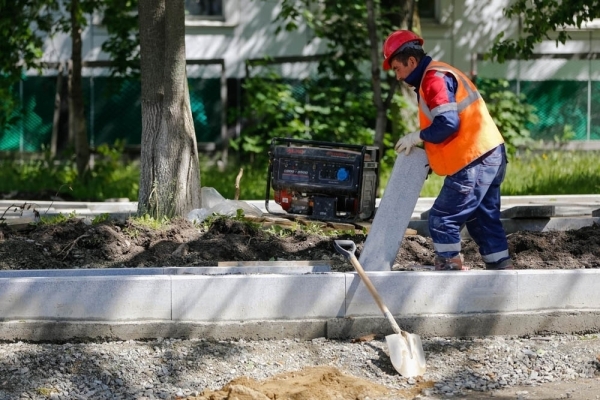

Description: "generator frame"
265 137 379 223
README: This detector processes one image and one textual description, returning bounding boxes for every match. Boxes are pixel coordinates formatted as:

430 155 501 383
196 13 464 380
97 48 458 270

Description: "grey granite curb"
1 269 599 341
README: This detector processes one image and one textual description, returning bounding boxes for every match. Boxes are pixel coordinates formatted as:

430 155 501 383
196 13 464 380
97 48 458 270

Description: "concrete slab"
0 268 167 278
0 265 331 278
0 320 328 342
407 217 600 238
345 271 518 316
171 274 346 321
517 270 600 311
501 205 556 218
500 205 598 218
165 266 331 275
501 217 600 234
326 310 600 339
0 269 599 340
0 276 171 321
359 148 430 271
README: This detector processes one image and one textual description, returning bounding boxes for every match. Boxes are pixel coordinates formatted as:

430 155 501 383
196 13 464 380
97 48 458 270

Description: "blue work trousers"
429 145 510 264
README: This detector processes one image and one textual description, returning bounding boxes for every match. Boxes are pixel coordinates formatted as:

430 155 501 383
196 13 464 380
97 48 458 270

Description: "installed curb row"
1 269 599 341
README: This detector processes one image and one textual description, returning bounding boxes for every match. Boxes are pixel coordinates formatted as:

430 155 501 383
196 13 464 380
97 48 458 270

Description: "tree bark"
69 0 90 177
367 0 420 152
138 0 201 218
366 0 387 155
51 62 64 157
397 0 420 128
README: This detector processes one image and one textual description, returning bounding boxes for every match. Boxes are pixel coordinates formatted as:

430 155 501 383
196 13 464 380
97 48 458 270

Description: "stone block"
0 276 171 321
516 270 600 311
501 205 555 219
345 271 518 316
358 148 430 271
171 274 346 321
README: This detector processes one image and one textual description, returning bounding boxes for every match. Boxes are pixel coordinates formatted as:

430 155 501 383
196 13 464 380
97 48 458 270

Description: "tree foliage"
97 0 140 77
476 79 538 156
235 0 417 173
0 0 139 131
0 0 59 127
488 0 600 62
233 73 378 162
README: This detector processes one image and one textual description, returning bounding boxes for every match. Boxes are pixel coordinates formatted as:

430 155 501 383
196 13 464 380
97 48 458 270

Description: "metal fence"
0 59 226 153
473 53 600 143
4 53 600 154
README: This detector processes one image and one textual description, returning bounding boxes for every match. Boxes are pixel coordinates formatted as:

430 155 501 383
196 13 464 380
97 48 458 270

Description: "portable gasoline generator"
265 137 379 222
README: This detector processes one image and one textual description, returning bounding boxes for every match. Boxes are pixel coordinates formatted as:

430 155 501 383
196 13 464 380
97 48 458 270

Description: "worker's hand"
394 131 423 155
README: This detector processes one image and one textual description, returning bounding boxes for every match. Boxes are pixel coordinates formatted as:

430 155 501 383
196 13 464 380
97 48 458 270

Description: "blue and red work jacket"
405 57 504 176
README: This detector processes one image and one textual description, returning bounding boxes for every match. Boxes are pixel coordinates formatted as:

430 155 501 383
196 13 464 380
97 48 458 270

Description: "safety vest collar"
418 63 482 122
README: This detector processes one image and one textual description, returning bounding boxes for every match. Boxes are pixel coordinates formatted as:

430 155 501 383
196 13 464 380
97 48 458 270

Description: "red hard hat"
382 30 424 70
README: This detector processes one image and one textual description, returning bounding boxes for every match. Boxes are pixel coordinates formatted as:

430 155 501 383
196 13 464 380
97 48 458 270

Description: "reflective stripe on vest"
418 61 504 176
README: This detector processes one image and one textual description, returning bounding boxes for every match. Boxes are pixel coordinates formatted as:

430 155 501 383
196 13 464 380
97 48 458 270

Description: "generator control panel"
265 138 379 221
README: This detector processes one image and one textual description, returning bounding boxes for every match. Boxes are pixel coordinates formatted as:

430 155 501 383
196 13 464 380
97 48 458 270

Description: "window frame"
185 0 240 28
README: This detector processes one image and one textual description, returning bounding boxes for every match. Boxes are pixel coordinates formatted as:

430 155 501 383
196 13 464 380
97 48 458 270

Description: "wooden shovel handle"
347 254 403 335
334 240 404 335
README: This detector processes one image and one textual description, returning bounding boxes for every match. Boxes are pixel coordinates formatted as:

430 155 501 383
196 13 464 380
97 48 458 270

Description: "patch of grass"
418 150 600 197
123 226 140 239
0 142 139 202
201 161 268 200
264 225 292 237
502 151 600 195
3 149 599 205
39 211 78 225
130 214 170 230
92 213 110 224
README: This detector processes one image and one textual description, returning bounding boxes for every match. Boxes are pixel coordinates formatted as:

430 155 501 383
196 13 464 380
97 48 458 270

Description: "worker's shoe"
434 255 469 271
485 259 514 270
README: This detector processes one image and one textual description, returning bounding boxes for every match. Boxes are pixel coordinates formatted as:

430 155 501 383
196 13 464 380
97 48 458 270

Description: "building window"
418 0 437 20
185 0 223 19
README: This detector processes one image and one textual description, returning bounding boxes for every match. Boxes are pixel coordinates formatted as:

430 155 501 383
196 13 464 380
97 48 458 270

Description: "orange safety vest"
418 61 504 176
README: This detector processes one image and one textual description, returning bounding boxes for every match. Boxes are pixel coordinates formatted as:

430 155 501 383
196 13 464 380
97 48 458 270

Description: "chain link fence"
6 53 597 155
474 53 600 143
0 60 226 153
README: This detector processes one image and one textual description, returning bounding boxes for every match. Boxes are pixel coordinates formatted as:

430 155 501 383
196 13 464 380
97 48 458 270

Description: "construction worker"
382 30 513 271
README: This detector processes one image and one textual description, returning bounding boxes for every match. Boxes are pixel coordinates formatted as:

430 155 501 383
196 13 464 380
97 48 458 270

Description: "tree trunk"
138 0 201 218
69 0 90 177
365 0 387 154
397 0 420 128
51 62 64 157
367 0 420 152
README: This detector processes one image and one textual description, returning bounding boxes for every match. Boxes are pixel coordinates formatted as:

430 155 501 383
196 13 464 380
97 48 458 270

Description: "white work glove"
394 131 423 155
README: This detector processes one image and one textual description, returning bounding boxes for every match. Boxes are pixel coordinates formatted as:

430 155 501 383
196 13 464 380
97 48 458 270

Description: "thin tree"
275 0 420 153
138 0 201 218
367 0 420 153
69 0 90 176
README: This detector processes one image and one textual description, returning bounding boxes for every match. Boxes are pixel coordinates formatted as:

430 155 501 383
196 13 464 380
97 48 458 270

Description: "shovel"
333 239 427 377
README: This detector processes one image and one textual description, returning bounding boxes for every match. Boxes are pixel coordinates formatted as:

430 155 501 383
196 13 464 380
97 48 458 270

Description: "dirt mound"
1 215 600 271
188 366 429 400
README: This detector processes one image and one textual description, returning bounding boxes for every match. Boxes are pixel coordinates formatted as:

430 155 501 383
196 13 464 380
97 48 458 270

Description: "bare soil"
2 215 600 399
1 216 600 271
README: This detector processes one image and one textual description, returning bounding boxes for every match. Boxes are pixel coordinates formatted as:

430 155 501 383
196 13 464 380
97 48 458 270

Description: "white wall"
425 0 600 81
38 0 600 80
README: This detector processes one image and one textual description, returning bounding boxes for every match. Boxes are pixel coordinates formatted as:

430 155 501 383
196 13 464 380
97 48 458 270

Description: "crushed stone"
0 333 599 399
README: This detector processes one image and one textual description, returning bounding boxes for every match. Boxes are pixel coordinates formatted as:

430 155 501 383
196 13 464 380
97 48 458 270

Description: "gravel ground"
1 333 599 400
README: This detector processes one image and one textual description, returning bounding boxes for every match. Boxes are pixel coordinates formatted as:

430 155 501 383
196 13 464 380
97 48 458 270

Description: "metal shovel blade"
386 332 427 378
333 240 427 377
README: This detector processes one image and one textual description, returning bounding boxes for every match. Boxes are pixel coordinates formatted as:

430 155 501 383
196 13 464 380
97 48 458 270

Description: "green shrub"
231 73 376 164
0 141 139 201
476 78 538 157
